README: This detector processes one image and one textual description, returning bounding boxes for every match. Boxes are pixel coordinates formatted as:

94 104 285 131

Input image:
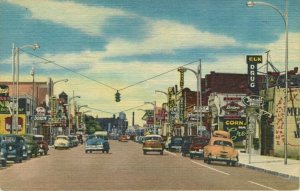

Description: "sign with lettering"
30 115 49 121
242 95 264 108
247 55 262 94
223 118 247 142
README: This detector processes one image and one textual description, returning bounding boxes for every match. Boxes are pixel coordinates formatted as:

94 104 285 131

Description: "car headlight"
22 145 26 150
40 144 43 148
9 146 12 150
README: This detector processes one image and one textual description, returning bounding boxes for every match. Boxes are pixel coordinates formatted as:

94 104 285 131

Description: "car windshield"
96 135 108 140
172 138 183 144
193 138 209 145
24 136 32 142
144 136 161 141
86 138 104 145
213 140 232 147
3 136 16 143
57 137 68 141
34 137 43 141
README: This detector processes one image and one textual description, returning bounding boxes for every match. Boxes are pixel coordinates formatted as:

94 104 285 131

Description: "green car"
23 134 39 158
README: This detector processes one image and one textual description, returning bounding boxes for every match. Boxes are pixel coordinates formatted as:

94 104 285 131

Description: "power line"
21 49 118 91
118 60 199 91
22 49 199 93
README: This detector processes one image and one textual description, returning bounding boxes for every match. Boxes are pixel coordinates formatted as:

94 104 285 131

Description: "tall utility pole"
30 66 35 134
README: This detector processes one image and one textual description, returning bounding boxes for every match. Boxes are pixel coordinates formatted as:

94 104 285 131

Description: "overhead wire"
21 50 200 107
21 49 118 91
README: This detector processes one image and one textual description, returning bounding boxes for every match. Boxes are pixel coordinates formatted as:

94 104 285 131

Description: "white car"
54 135 70 149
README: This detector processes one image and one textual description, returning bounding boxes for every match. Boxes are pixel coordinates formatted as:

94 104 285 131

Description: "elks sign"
246 55 262 94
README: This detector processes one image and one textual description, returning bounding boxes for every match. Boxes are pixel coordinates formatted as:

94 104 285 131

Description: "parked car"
181 136 195 156
118 135 128 142
2 134 23 163
167 136 183 152
189 136 210 159
34 135 49 155
54 135 70 149
0 135 8 167
68 135 79 147
23 134 39 158
142 135 164 155
85 136 110 153
203 130 238 166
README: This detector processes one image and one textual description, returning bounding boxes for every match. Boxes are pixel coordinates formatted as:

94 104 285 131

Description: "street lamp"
180 59 202 135
144 101 157 134
76 105 88 133
53 79 69 96
155 90 169 134
30 66 35 134
12 43 40 133
247 0 289 165
66 95 81 135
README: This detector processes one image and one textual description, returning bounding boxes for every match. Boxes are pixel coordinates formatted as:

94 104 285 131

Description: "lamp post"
247 0 288 165
12 43 40 133
77 105 88 132
155 90 169 135
53 79 69 96
66 95 80 135
144 101 157 134
30 66 35 134
180 59 202 135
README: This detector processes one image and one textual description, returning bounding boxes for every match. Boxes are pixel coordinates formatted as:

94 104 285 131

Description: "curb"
238 163 300 180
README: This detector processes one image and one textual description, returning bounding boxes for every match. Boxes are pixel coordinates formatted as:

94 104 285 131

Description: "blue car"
0 135 8 167
85 137 110 154
2 134 24 163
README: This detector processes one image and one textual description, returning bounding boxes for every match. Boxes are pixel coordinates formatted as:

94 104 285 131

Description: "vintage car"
23 134 39 158
2 134 23 163
203 130 238 166
54 135 70 149
34 135 49 155
85 136 110 153
167 136 183 152
0 135 8 167
142 135 164 155
189 136 210 159
118 135 128 142
68 135 79 147
181 136 195 156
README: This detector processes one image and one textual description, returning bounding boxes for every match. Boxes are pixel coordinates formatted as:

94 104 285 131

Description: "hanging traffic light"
115 91 121 102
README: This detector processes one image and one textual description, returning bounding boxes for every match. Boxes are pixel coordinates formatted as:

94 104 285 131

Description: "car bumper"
85 145 106 151
190 150 204 156
209 155 238 162
170 146 181 150
143 147 163 151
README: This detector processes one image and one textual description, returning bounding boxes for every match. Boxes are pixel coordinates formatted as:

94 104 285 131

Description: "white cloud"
7 0 131 36
105 19 238 56
246 32 300 71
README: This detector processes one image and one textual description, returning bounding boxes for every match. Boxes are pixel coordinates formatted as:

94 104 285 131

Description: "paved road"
0 140 299 190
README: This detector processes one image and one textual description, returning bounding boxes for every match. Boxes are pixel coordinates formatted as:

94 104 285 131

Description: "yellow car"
142 135 164 155
203 131 238 166
54 135 70 149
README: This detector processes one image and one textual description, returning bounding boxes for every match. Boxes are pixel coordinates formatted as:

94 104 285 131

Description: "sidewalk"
238 151 300 179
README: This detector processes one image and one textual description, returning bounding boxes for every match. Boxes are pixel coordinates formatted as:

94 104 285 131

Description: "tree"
85 115 102 134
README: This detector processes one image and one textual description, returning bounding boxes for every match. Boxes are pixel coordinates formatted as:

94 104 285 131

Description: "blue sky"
1 0 299 126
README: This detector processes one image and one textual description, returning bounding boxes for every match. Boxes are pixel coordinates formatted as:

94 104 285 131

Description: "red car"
34 135 49 155
189 136 210 159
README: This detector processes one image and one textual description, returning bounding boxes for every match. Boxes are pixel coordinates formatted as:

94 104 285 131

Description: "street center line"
191 160 230 176
248 181 278 191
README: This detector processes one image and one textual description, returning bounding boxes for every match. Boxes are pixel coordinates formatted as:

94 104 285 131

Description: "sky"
1 0 300 127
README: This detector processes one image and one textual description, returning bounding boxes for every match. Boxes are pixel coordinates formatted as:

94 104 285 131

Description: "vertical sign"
247 55 262 94
51 96 57 120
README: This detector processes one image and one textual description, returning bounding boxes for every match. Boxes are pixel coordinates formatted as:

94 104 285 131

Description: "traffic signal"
115 91 121 102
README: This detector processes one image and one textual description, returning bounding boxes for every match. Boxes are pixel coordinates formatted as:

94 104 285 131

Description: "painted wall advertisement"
223 118 247 142
273 88 300 157
0 114 26 135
